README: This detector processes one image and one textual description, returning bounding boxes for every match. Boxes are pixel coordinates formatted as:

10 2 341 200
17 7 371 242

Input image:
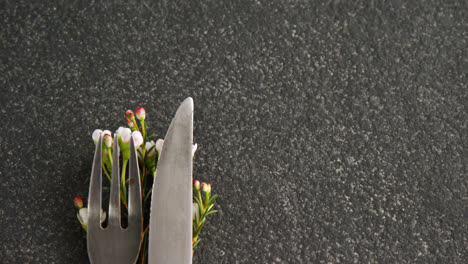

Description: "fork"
87 134 143 264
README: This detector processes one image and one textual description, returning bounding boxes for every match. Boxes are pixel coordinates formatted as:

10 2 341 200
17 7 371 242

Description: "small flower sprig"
74 107 217 263
73 196 106 233
192 180 218 251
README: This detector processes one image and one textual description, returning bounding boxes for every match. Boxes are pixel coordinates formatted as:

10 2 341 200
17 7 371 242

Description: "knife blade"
148 97 193 264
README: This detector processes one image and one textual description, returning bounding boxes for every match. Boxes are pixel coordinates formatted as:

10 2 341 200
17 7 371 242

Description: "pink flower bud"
92 129 103 143
135 107 146 120
103 134 113 148
126 110 135 121
201 182 211 193
126 110 137 130
74 196 83 209
132 131 143 148
193 179 200 190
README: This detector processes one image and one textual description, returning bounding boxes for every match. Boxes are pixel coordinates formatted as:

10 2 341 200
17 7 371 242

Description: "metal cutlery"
87 134 143 264
86 97 193 264
148 97 194 264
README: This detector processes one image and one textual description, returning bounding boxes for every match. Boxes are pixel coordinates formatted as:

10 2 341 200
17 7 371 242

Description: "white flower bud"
155 139 164 154
146 140 156 157
192 143 198 156
92 129 103 143
103 134 113 148
120 128 132 143
76 207 107 227
192 202 199 220
132 131 143 148
102 130 111 137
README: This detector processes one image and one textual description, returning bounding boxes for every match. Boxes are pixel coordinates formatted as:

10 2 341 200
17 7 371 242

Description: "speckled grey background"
1 0 467 263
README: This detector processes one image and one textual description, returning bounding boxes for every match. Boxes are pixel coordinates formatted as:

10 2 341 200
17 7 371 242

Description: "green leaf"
147 134 159 139
192 238 201 249
208 194 218 205
205 210 218 216
146 145 156 154
194 222 204 238
103 166 112 182
195 214 200 225
144 188 153 202
194 197 203 217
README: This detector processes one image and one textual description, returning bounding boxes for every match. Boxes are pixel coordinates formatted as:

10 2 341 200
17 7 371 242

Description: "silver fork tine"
87 135 102 228
107 133 121 227
87 133 142 264
128 135 142 224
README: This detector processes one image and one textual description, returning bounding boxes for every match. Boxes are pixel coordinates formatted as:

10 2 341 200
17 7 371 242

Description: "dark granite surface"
1 0 467 263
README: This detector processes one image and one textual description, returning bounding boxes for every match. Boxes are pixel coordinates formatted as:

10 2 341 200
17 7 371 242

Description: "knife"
148 97 193 264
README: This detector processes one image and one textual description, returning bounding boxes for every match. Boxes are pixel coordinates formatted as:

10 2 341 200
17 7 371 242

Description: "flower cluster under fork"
73 106 217 263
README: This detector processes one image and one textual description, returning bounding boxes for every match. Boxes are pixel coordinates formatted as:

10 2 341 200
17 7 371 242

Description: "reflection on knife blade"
148 97 193 264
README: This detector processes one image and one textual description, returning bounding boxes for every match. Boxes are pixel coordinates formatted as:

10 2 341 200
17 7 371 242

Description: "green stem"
121 159 128 203
107 149 113 166
140 119 146 162
141 120 146 142
132 119 140 132
197 189 203 211
144 188 152 202
103 165 111 182
204 191 210 208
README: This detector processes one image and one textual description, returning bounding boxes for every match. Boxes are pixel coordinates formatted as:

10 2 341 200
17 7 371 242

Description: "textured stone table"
1 1 467 263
